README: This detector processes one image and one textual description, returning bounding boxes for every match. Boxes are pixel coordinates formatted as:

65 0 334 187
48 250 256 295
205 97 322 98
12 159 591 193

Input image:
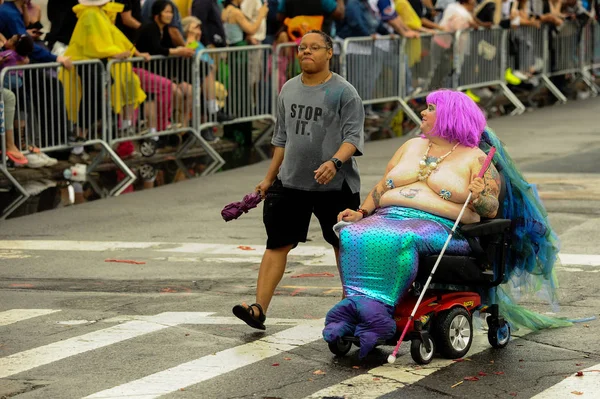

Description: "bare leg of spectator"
2 89 27 165
172 83 185 127
178 82 193 127
144 100 159 133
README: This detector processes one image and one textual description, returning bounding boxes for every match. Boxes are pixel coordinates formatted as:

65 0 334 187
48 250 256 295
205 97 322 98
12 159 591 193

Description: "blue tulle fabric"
480 128 571 330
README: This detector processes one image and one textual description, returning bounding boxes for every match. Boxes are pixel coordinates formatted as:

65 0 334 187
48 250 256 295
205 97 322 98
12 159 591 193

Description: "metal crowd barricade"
193 45 272 171
0 60 135 219
507 25 567 104
547 20 598 95
341 36 421 130
106 54 224 176
582 20 600 89
404 33 444 100
454 28 526 115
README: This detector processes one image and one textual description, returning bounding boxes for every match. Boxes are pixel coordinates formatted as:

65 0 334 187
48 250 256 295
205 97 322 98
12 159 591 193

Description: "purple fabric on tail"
323 298 359 343
221 192 262 221
323 296 396 359
354 298 396 359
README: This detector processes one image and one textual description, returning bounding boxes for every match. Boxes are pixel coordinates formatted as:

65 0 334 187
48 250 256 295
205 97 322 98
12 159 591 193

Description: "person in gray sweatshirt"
233 30 365 330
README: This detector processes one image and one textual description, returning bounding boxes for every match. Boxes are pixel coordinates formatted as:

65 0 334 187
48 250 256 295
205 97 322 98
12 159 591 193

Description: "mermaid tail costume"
323 128 571 359
323 207 471 359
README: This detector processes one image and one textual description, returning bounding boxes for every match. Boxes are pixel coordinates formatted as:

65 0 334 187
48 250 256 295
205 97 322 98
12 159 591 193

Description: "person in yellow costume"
172 0 193 18
59 0 150 132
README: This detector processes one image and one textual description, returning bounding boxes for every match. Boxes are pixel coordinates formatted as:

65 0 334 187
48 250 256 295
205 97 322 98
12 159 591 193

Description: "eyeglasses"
298 45 330 53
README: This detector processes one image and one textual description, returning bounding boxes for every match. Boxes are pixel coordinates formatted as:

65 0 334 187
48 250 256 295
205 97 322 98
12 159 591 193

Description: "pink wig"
425 90 487 148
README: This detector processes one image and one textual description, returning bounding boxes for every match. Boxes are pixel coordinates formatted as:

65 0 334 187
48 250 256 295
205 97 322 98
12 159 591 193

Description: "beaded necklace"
417 141 460 181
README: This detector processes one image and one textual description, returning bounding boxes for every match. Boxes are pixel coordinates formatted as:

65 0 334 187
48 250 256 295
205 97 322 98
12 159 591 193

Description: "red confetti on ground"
237 246 255 251
284 357 292 361
464 376 479 381
494 372 505 375
576 371 584 377
160 288 178 293
575 363 583 366
272 363 280 367
373 378 381 381
291 273 335 278
571 391 584 396
509 393 518 397
9 283 34 288
352 366 360 369
453 359 465 362
478 372 487 376
105 259 146 265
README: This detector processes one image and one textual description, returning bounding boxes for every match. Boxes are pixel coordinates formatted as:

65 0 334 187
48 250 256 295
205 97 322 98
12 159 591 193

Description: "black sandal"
232 302 266 330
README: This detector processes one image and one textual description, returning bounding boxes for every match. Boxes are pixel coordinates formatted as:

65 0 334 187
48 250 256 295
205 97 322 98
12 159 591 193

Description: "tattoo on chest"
399 188 420 198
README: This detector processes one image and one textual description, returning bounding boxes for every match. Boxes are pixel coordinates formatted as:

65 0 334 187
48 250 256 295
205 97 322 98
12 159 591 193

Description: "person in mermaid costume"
323 89 571 359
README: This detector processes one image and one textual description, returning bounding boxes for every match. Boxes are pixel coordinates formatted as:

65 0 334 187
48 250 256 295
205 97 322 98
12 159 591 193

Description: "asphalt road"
1 98 600 398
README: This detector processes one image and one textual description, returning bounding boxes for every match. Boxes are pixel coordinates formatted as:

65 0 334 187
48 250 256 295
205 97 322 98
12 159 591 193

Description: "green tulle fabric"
480 128 572 330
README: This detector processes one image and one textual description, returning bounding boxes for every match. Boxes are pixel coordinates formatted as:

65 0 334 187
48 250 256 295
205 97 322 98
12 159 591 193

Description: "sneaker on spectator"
39 152 58 166
216 111 235 123
25 153 47 168
365 109 380 120
465 89 481 103
512 70 529 81
201 128 220 143
505 68 522 85
476 88 494 99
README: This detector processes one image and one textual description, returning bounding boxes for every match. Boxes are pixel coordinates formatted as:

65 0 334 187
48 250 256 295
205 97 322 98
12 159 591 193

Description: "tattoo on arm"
371 189 382 208
474 156 501 217
473 194 499 217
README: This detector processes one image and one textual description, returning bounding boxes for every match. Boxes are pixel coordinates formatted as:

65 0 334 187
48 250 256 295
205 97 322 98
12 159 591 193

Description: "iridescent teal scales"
338 206 471 307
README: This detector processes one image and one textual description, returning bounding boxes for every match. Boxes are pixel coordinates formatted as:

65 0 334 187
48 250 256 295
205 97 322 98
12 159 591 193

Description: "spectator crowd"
0 0 598 172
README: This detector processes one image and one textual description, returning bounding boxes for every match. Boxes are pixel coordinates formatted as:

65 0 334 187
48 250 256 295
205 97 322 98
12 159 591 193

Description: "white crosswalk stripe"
1 240 599 269
302 334 500 399
0 308 592 399
84 323 323 399
0 309 61 327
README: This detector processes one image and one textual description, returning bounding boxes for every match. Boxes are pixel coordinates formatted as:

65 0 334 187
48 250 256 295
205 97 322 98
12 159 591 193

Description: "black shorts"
263 179 361 249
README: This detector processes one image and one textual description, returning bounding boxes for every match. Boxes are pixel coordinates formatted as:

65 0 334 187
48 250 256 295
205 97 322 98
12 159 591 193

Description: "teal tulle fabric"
480 127 572 330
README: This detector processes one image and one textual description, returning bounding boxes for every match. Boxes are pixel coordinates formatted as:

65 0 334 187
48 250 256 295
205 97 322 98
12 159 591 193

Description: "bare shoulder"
403 137 428 151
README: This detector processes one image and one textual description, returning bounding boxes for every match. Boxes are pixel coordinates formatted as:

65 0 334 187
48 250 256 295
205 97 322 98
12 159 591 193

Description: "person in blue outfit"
0 0 73 152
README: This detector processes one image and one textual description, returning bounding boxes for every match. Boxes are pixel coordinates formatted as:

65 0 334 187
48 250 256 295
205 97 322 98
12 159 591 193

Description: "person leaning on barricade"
136 0 196 129
0 0 73 165
232 30 365 330
59 0 149 147
182 16 233 142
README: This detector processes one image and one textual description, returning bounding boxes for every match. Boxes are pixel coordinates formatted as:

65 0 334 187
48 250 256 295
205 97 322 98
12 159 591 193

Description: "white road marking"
531 363 600 398
0 312 319 379
558 254 600 267
0 241 598 269
0 319 172 379
83 323 324 399
303 333 519 399
0 309 61 327
0 240 330 257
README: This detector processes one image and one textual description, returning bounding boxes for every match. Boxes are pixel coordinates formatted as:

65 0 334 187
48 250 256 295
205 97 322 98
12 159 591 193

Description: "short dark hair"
15 35 34 57
305 30 333 50
151 0 173 18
